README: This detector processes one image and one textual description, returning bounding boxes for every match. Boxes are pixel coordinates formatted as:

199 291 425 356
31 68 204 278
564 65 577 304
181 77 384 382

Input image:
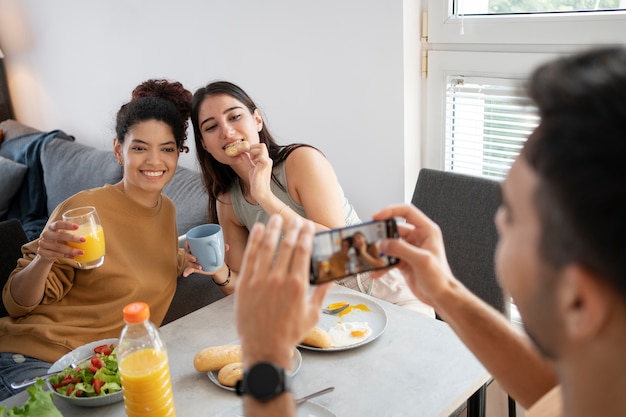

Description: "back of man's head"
523 46 626 301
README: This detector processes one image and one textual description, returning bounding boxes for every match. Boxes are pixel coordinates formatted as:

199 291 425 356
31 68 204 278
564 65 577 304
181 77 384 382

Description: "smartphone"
310 218 399 285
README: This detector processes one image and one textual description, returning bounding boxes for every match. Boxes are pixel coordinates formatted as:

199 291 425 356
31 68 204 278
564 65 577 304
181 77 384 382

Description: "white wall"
0 0 422 220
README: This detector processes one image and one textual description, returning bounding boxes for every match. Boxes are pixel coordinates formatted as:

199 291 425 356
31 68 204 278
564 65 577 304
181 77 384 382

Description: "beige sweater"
0 185 185 363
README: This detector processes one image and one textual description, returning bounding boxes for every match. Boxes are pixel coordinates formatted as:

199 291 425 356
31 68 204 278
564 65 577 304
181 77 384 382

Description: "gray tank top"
230 162 361 230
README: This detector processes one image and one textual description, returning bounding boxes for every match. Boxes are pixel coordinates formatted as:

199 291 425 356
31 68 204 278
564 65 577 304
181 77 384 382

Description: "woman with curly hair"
0 79 196 400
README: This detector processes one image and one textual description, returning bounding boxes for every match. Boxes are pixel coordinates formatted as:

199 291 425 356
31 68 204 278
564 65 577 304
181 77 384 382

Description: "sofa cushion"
41 138 123 214
163 166 208 235
0 156 28 218
0 119 40 141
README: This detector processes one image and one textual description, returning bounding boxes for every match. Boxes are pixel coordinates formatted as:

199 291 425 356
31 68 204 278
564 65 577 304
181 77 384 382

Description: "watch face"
249 362 281 399
237 362 290 402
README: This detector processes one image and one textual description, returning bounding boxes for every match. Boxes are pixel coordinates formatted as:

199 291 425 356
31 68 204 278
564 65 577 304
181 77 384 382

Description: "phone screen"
309 218 399 285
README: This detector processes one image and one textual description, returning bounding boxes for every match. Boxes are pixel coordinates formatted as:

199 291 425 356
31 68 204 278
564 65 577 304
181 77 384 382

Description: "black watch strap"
236 362 291 402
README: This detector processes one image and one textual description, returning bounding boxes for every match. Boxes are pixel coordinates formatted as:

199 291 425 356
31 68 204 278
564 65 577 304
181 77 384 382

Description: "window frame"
428 0 626 46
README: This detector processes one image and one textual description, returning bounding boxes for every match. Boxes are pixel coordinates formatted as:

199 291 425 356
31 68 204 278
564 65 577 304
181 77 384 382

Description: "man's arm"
374 204 557 408
235 215 331 417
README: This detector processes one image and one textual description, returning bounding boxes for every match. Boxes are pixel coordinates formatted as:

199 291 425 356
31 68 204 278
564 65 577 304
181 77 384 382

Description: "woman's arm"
181 192 246 296
282 147 348 231
5 220 83 314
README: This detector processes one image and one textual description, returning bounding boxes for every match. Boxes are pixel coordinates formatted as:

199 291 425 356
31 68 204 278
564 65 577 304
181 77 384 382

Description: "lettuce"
0 379 63 417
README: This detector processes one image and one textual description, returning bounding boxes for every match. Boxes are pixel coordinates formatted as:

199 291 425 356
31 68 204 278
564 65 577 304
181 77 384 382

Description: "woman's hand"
37 220 85 263
352 234 367 254
182 242 230 278
244 143 275 204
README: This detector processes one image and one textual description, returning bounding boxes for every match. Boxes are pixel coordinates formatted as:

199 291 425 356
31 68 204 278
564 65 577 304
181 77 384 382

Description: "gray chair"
0 219 28 318
411 168 515 417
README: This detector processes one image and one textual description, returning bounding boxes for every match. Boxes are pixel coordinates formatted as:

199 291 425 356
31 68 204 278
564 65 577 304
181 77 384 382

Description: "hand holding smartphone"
310 218 399 285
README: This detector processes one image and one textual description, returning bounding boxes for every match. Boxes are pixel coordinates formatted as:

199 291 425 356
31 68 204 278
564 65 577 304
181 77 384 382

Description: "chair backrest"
411 168 508 317
0 219 28 317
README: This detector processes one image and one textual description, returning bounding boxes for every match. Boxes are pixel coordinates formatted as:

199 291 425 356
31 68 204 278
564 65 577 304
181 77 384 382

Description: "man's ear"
558 265 610 341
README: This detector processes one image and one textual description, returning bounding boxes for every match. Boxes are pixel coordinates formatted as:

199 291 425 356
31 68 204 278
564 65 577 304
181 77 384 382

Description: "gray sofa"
0 119 225 324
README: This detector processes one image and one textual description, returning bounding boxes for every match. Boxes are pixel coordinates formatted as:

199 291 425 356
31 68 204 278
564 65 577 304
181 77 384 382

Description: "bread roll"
301 326 332 349
193 344 242 372
217 362 244 387
225 141 248 156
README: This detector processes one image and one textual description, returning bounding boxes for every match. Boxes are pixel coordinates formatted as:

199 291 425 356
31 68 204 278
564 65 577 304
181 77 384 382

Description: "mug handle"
208 240 220 267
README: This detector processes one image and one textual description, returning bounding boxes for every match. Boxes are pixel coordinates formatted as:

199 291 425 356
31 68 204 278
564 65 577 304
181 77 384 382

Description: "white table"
1 286 489 416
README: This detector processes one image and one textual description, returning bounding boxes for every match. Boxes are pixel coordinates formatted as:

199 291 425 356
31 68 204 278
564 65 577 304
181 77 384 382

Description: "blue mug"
186 224 225 272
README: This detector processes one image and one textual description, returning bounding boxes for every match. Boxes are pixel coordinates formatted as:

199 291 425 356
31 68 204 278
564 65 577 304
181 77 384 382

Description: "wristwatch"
235 362 291 402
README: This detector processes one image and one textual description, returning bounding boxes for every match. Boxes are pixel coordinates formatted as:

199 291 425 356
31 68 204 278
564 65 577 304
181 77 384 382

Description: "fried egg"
328 321 372 347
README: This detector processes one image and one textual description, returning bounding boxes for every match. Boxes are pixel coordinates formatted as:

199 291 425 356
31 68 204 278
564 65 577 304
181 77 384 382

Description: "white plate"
47 337 122 408
207 346 302 391
299 292 388 351
213 400 336 417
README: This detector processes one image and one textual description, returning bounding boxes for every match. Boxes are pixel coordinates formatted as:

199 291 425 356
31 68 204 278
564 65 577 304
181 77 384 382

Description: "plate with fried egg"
299 292 388 351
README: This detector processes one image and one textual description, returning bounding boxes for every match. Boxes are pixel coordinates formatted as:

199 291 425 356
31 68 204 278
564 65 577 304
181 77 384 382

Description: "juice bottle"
118 302 176 417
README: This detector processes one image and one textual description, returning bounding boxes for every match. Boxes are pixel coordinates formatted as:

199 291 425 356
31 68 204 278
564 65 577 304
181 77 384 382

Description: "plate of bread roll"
213 400 336 417
299 292 387 351
193 342 302 391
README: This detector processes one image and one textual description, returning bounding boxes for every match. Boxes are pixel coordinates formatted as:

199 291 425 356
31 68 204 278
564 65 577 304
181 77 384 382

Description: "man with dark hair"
234 46 626 417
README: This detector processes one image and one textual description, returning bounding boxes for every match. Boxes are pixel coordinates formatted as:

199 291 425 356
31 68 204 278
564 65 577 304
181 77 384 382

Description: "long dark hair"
190 81 317 223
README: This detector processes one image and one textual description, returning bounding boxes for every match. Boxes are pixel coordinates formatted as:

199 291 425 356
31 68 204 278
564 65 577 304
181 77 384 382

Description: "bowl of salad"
46 338 123 407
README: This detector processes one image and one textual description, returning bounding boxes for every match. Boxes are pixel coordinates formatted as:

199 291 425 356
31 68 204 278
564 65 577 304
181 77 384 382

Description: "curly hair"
116 79 192 152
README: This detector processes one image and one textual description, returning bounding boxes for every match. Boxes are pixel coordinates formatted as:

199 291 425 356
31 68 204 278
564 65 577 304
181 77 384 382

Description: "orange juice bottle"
118 302 176 417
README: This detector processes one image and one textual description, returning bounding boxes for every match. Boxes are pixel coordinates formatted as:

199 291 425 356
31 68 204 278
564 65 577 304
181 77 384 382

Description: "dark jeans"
0 353 51 401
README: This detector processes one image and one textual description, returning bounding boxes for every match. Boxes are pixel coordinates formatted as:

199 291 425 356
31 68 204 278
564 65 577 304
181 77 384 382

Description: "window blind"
445 76 540 180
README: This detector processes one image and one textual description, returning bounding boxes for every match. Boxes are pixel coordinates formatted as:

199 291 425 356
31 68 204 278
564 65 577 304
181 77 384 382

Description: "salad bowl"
46 337 123 407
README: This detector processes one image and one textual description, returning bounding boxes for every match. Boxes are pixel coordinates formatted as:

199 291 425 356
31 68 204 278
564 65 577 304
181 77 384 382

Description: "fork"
322 303 350 315
295 386 335 405
11 357 86 389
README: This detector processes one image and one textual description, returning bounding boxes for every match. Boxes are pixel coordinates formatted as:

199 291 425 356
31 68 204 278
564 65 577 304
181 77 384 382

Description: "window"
423 1 626 176
444 76 538 180
457 0 626 15
424 50 557 175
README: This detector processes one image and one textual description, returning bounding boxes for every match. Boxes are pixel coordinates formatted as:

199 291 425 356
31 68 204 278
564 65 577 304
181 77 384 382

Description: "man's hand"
235 215 331 369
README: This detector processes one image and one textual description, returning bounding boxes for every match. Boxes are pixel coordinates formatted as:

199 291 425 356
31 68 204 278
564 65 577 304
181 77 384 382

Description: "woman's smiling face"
114 119 179 206
196 93 263 163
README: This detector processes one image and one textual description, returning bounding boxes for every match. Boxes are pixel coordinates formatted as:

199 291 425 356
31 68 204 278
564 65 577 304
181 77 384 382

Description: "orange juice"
67 224 105 263
119 348 175 417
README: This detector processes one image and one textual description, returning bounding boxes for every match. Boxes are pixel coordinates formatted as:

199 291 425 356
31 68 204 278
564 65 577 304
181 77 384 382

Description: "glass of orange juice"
62 206 106 269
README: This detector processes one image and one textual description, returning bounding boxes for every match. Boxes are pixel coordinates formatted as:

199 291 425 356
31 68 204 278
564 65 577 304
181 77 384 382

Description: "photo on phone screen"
309 218 399 285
